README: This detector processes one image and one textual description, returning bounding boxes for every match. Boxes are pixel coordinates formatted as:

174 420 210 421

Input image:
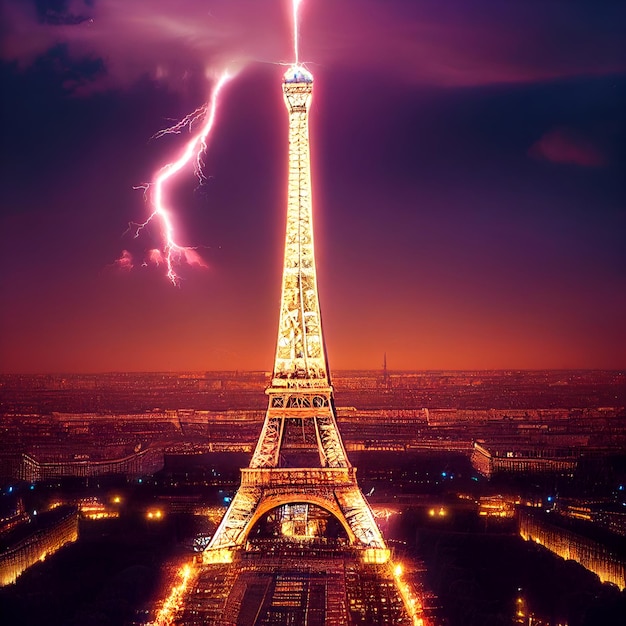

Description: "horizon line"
1 368 624 377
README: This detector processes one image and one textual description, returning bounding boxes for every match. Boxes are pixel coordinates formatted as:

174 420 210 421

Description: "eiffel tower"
203 65 389 565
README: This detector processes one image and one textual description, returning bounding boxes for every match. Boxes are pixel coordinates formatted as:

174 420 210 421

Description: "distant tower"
383 352 390 388
204 65 388 563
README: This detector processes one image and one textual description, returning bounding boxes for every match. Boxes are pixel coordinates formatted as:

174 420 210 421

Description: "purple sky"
1 0 625 373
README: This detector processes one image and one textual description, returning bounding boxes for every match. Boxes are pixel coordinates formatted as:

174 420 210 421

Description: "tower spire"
272 65 327 388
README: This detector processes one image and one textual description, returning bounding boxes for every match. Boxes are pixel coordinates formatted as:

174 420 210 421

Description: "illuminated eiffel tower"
204 65 388 564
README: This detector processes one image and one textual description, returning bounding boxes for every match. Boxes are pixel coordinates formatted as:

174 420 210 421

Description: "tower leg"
335 486 390 563
204 486 262 562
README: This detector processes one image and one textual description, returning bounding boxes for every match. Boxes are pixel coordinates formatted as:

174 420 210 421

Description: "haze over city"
1 0 625 374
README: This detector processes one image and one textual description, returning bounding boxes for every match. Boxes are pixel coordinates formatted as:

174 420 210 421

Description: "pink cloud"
109 249 133 271
529 128 606 167
2 1 623 92
147 249 164 266
181 248 208 268
144 247 207 270
1 0 290 91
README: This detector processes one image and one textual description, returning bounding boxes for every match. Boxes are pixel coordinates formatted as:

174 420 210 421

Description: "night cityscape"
1 371 625 624
1 1 625 625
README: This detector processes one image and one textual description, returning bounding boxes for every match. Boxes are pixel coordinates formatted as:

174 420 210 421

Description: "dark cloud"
529 127 607 167
1 0 289 91
308 0 626 86
2 0 624 93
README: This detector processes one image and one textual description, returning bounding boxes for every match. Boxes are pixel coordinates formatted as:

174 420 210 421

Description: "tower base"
203 467 387 562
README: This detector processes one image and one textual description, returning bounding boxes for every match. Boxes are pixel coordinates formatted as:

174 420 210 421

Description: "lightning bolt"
292 0 305 64
128 0 305 286
132 70 233 285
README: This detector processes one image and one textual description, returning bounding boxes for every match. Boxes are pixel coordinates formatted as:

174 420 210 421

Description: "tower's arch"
241 493 356 545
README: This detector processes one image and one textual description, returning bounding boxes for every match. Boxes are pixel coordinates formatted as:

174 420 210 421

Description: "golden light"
391 560 424 626
151 560 197 625
371 506 399 521
203 548 234 564
147 509 164 521
79 498 120 520
112 496 122 504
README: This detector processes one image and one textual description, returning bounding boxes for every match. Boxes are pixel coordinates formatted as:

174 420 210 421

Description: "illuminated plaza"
147 503 426 625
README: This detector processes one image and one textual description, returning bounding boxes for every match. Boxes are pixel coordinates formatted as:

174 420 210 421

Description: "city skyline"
1 0 625 374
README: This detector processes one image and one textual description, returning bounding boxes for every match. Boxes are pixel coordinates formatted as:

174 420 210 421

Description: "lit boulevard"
393 561 425 626
151 562 197 626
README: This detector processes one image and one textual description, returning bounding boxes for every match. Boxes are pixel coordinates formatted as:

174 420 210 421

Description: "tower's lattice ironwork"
204 66 388 564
